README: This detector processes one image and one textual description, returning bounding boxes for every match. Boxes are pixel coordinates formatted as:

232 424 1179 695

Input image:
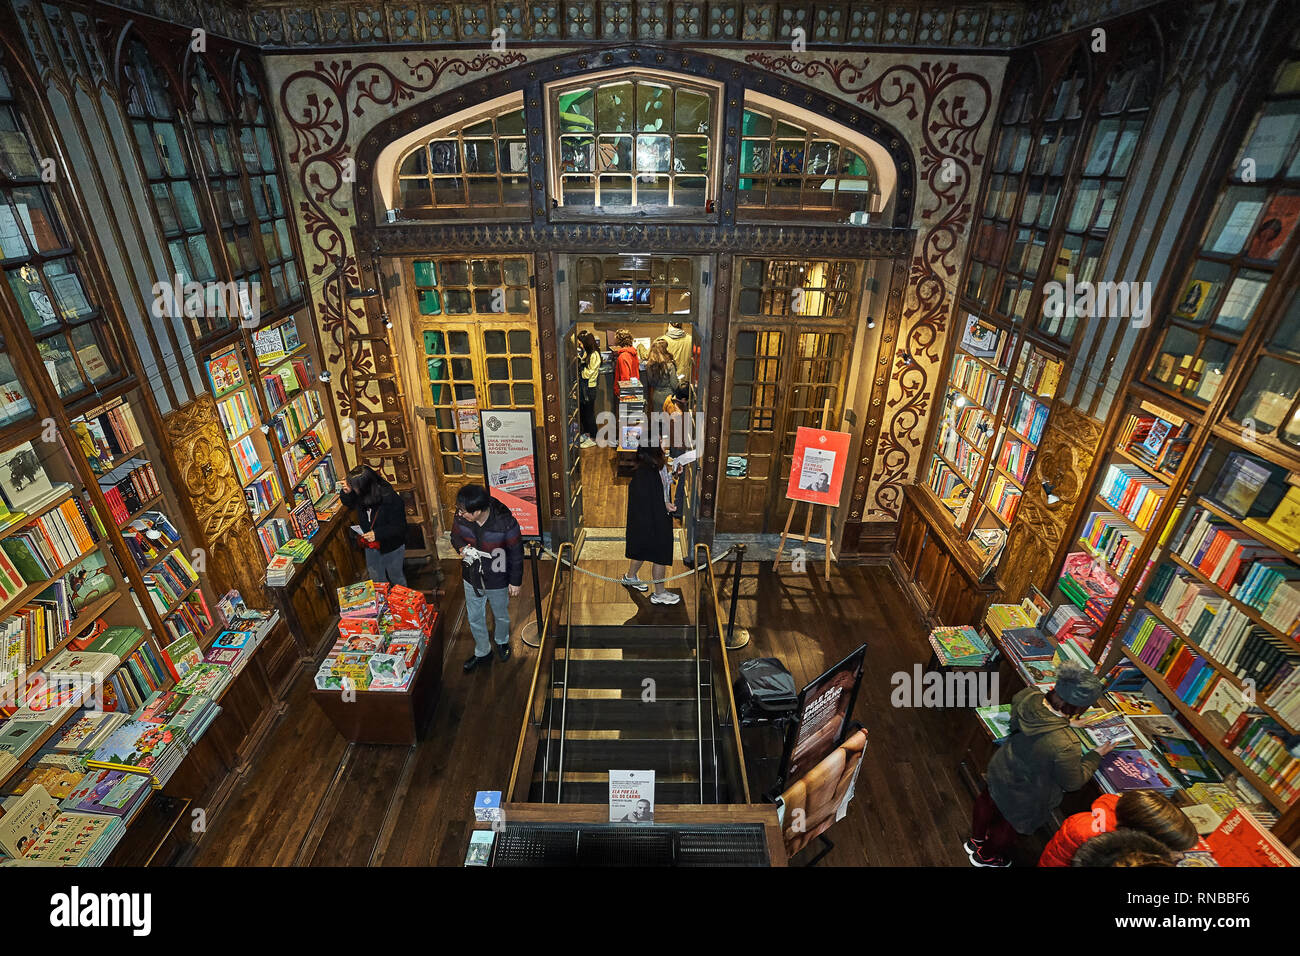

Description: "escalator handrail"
695 542 753 804
507 540 574 802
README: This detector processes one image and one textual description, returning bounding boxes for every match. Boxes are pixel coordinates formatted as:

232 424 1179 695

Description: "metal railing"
695 542 752 804
506 541 573 803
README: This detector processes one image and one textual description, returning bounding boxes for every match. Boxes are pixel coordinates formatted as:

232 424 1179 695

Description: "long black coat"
625 466 673 566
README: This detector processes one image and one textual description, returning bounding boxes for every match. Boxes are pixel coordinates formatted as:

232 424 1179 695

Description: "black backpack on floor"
734 657 798 726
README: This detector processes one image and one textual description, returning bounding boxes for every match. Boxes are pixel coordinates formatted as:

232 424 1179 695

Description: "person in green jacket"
965 661 1116 867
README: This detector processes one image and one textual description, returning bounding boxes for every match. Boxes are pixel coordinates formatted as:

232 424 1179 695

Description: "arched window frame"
545 70 722 217
390 97 529 221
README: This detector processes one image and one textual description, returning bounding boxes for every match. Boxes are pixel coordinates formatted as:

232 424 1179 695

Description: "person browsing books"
340 466 407 586
451 484 524 673
966 661 1114 867
1038 790 1197 866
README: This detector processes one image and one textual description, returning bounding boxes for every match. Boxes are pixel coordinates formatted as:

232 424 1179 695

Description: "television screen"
605 283 651 305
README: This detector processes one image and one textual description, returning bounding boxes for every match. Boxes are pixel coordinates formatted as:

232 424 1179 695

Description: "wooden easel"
776 400 837 583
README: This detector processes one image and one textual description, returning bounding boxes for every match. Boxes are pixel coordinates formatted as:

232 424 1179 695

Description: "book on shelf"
8 756 87 799
97 460 160 525
252 325 289 367
244 472 282 519
927 625 993 666
119 511 181 571
1208 453 1280 518
975 703 1013 742
206 350 246 396
1243 485 1300 552
60 767 151 819
996 433 1033 484
283 429 332 480
0 784 62 857
1007 391 1049 445
1098 748 1178 794
262 358 312 409
0 441 61 514
51 711 129 754
141 551 199 615
1100 463 1168 531
986 474 1022 524
1116 409 1191 478
216 388 258 441
231 434 264 485
951 354 1003 409
0 497 98 585
160 590 213 646
70 402 145 475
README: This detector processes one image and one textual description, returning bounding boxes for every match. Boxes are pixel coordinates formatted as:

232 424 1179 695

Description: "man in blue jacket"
451 484 524 673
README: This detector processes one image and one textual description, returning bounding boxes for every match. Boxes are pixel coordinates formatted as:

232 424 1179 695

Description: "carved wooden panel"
162 394 267 602
998 401 1106 602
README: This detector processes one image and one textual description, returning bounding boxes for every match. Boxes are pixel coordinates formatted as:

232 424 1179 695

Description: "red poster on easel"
786 427 852 506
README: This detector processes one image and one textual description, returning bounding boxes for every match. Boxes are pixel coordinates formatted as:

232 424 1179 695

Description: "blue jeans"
365 545 406 586
466 585 511 657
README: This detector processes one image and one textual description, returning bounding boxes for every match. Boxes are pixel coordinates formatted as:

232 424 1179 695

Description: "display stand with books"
309 580 444 745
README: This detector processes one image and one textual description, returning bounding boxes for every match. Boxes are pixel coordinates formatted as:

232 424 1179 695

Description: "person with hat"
965 661 1116 867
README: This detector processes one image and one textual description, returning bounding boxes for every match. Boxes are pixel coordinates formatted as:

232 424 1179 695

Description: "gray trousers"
466 585 511 657
364 545 406 586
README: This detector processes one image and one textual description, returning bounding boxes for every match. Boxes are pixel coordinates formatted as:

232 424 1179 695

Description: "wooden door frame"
718 317 855 535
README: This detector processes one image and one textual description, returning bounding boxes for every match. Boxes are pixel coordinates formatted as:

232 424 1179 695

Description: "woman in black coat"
339 465 408 586
620 447 680 605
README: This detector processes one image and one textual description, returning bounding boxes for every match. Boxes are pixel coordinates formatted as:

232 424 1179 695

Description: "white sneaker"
620 575 649 591
650 591 681 605
580 437 597 448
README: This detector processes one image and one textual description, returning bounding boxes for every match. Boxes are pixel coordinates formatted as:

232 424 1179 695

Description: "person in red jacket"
612 328 640 402
1038 789 1197 866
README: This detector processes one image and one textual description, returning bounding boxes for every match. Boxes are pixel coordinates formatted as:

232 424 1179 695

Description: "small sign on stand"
608 770 655 823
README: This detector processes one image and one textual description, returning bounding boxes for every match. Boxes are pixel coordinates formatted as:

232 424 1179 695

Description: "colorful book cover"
1100 748 1176 792
162 634 203 679
1109 692 1161 717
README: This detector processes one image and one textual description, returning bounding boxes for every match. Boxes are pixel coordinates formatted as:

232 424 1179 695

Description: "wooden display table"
309 611 444 745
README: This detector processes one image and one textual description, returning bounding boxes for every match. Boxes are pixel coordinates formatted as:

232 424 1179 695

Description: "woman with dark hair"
578 330 601 448
965 661 1115 867
1071 829 1178 867
620 446 679 605
339 465 408 586
1039 788 1198 867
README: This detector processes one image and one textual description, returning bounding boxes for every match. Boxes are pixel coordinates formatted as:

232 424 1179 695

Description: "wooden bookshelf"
1166 553 1298 647
67 591 123 639
0 486 77 542
1142 599 1298 734
1119 648 1293 813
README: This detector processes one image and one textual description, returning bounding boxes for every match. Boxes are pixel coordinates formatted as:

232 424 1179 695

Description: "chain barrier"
539 544 735 585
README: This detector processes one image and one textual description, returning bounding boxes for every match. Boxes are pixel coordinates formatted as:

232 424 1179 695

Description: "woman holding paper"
340 465 408 586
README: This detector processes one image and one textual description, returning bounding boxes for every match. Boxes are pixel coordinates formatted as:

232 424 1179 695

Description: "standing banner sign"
786 426 852 505
479 409 540 536
777 644 867 788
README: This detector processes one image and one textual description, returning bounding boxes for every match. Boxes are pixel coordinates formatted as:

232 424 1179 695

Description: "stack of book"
97 460 160 524
173 662 231 698
1205 808 1298 866
60 768 152 820
50 710 129 753
7 753 91 799
315 581 434 692
277 538 314 563
927 625 994 667
1059 551 1119 625
1043 602 1097 652
85 719 190 788
0 786 127 866
265 554 294 587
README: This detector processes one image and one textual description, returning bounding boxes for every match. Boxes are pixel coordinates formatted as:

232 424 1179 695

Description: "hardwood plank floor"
185 552 999 867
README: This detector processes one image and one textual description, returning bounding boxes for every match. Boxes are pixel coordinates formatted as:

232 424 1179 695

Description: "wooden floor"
578 444 629 530
186 553 998 867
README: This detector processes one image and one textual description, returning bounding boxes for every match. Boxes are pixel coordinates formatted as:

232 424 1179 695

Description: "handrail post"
725 543 750 650
522 539 544 648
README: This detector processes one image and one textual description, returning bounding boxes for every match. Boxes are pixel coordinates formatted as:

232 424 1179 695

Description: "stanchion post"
522 540 544 648
725 543 750 650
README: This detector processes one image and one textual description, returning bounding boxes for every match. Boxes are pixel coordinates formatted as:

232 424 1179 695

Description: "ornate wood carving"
163 394 267 602
744 53 997 525
997 401 1105 602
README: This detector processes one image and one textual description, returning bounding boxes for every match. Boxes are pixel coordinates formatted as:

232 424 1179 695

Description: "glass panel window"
0 57 124 401
395 99 528 218
552 77 714 212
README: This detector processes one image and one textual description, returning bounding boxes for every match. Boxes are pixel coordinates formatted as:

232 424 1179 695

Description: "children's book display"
927 625 994 667
315 581 437 692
